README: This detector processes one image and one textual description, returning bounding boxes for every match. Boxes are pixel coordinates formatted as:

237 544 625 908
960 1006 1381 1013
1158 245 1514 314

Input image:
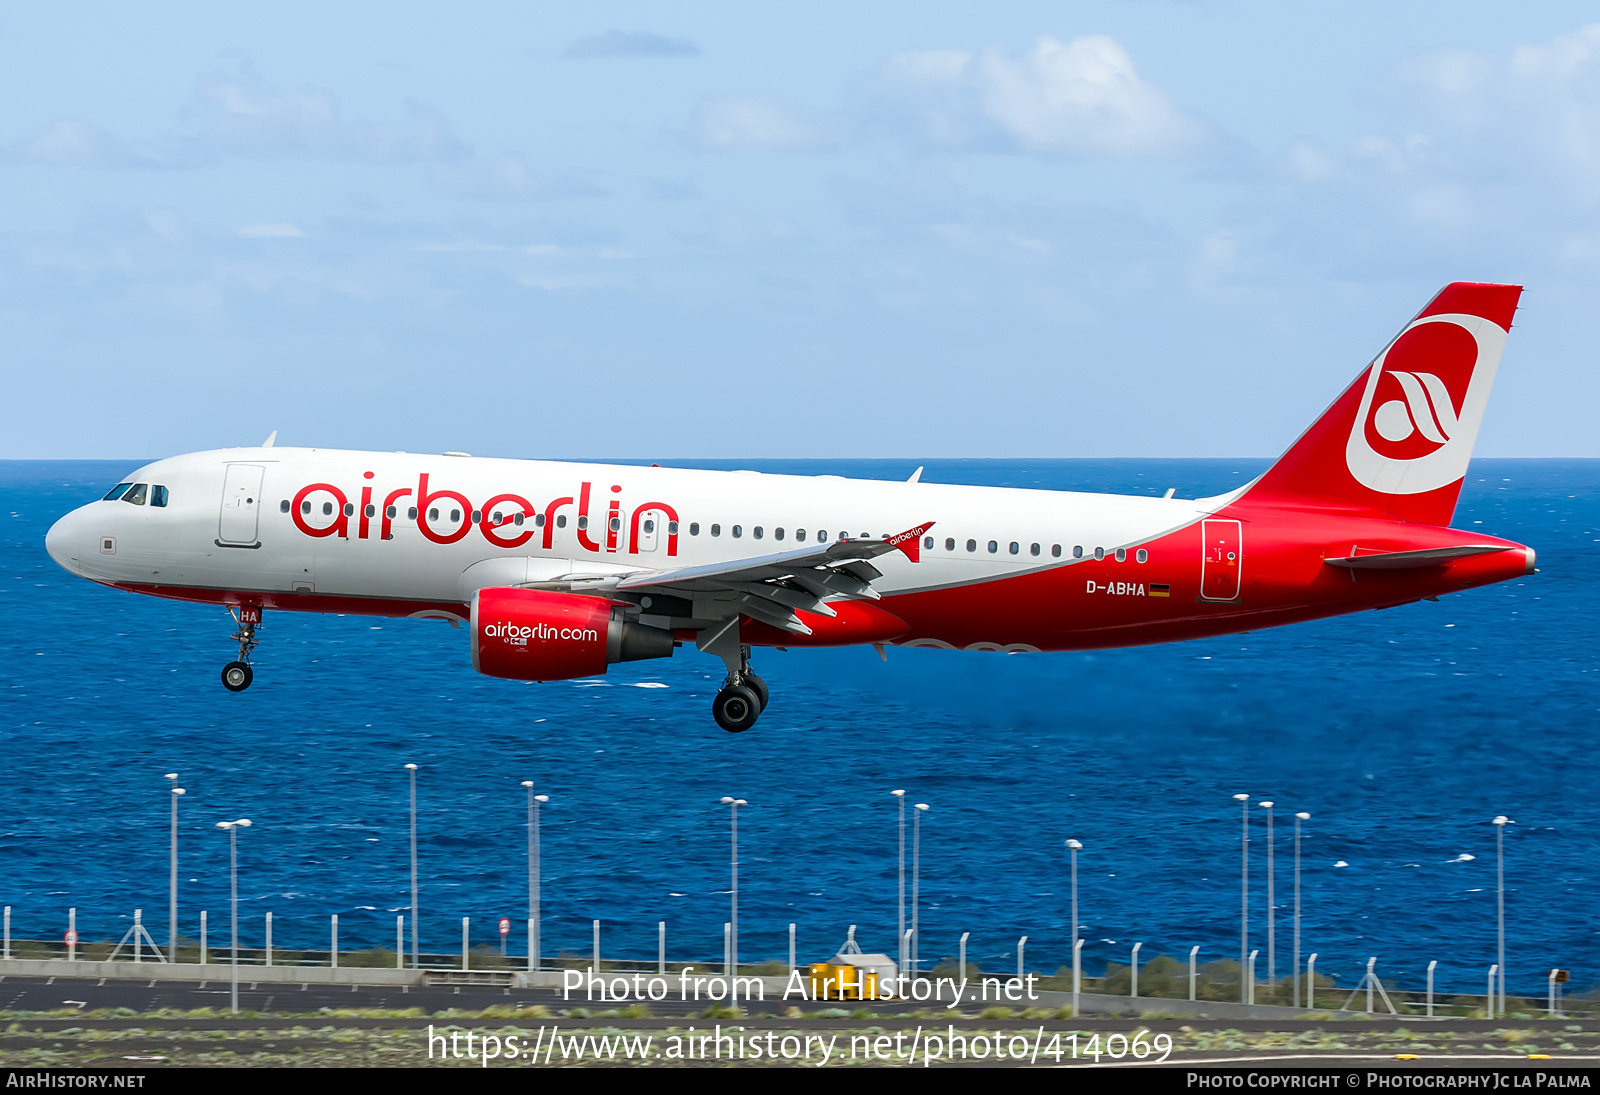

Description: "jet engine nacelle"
471 587 674 682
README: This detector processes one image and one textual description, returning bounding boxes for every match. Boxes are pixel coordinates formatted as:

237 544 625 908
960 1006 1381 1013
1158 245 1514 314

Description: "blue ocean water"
1 457 1595 995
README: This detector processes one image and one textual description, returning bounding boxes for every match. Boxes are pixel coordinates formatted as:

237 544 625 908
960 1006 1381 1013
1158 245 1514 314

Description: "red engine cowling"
471 587 674 682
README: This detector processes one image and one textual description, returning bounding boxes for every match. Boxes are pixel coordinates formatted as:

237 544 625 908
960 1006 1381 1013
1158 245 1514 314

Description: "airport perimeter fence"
1 904 1587 1019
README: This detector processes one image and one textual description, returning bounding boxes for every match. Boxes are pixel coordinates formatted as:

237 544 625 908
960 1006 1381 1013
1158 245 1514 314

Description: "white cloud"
1400 24 1600 199
189 65 465 163
7 119 148 167
1284 140 1339 183
880 34 1208 158
429 154 604 200
237 223 305 238
692 97 831 152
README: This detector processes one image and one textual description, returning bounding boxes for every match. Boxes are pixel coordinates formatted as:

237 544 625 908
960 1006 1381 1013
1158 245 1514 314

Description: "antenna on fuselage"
907 466 923 483
262 431 278 449
1163 487 1175 499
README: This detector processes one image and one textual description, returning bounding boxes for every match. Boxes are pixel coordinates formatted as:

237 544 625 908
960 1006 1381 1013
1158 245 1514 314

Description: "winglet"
887 521 935 562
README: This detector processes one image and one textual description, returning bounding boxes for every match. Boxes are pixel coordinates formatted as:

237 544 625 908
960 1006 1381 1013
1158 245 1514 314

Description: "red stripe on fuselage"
105 505 1531 653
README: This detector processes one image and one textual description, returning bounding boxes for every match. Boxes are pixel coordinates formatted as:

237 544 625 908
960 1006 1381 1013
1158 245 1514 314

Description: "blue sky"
4 2 1599 459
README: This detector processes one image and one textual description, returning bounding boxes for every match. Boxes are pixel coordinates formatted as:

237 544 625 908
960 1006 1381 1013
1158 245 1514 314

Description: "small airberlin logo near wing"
484 621 599 644
1345 314 1507 496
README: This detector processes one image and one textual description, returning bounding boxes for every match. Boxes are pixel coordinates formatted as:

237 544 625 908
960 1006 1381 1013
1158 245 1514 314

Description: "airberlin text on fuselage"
288 473 681 556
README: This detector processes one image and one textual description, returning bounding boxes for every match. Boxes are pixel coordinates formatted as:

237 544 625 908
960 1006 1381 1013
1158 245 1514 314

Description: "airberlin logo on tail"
1345 314 1506 496
1372 370 1459 450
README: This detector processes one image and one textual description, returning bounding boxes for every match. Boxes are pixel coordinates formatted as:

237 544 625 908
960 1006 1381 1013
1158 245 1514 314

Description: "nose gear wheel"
222 606 262 692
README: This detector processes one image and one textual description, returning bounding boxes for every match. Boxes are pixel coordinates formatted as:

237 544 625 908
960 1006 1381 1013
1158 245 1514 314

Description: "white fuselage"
47 447 1215 620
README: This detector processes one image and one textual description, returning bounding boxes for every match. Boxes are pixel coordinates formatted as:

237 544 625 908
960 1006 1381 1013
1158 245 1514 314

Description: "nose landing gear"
711 645 768 733
221 606 261 692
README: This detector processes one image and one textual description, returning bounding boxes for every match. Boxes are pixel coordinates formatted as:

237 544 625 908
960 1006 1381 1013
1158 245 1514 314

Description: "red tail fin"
1242 282 1521 525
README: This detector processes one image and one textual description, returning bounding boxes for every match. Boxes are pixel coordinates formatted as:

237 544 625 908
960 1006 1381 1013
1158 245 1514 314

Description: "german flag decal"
1148 583 1171 598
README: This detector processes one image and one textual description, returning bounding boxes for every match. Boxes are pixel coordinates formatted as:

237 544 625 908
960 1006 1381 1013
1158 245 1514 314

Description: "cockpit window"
122 483 149 506
103 482 133 501
150 485 169 508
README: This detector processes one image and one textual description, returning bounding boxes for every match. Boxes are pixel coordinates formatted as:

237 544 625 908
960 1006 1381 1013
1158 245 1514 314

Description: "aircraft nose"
46 507 89 575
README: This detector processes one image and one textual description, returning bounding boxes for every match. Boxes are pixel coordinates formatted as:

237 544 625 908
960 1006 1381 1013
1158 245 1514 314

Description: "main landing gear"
221 606 261 692
712 645 768 734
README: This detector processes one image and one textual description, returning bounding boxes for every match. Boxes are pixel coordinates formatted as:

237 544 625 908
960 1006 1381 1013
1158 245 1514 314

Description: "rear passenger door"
1199 518 1242 601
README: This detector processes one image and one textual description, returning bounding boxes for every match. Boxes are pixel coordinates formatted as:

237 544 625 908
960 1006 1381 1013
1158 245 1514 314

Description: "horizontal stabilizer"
1324 545 1511 570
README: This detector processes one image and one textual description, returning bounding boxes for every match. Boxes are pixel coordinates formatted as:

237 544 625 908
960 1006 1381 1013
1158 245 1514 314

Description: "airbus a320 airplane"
47 282 1535 732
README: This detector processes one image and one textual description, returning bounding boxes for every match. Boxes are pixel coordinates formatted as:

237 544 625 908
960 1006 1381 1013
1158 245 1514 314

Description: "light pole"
215 819 251 1013
720 797 746 976
1260 800 1275 996
1066 839 1082 1007
1494 815 1511 1014
166 774 184 962
1233 793 1249 1003
891 789 906 975
912 802 929 976
405 763 418 969
1294 811 1309 1008
522 782 548 972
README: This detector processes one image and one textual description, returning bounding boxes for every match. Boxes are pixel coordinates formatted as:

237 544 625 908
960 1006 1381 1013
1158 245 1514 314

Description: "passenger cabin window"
945 538 955 551
774 528 784 540
513 513 524 526
690 522 700 536
428 508 439 520
923 536 933 549
408 507 419 520
556 515 567 528
150 486 169 508
1052 545 1062 558
1094 547 1105 560
387 506 398 519
103 482 133 501
1030 543 1040 556
1136 548 1148 563
710 523 721 537
988 540 998 553
643 519 655 534
732 525 743 538
817 530 826 541
1115 548 1127 562
609 516 621 532
1009 542 1019 555
534 513 545 526
122 483 148 506
1073 545 1084 558
577 515 588 530
966 539 977 552
795 528 806 542
366 504 377 518
753 527 763 539
667 520 679 535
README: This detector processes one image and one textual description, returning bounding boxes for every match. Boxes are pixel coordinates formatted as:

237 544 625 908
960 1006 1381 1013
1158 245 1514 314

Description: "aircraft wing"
526 522 933 635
